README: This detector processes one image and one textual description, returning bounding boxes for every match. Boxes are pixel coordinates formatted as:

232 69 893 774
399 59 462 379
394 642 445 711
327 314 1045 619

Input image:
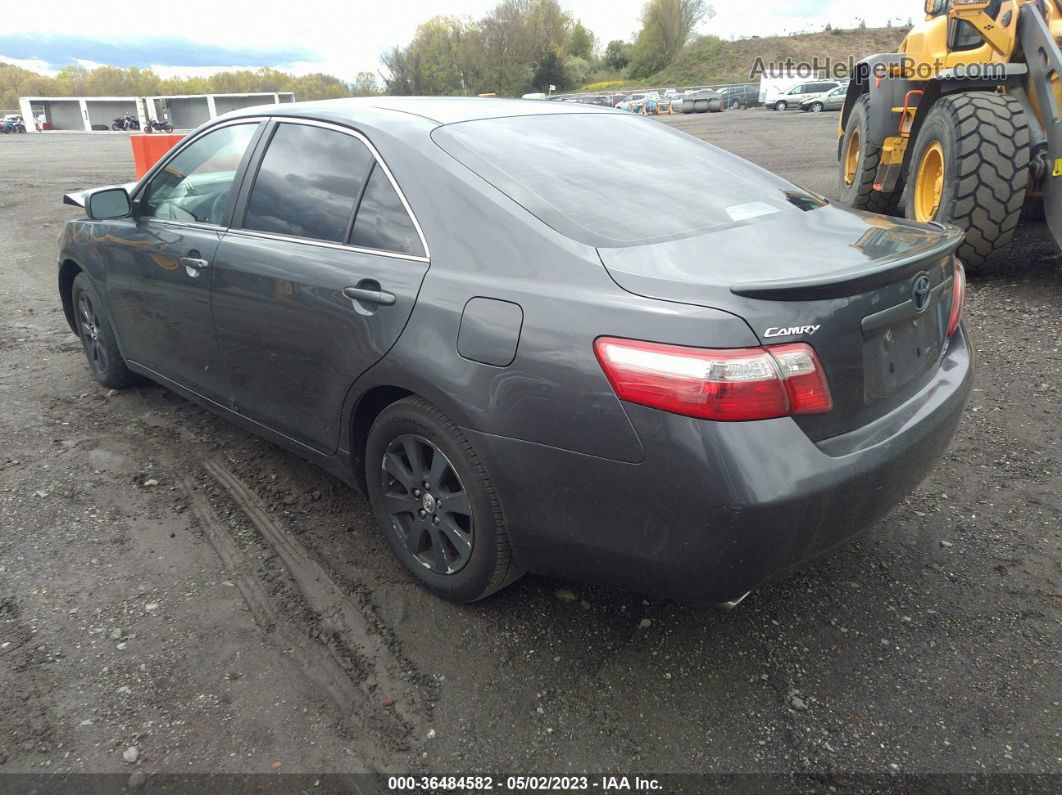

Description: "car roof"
230 96 616 126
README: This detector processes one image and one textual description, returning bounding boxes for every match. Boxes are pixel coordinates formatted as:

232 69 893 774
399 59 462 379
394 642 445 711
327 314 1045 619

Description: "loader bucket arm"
1021 2 1062 248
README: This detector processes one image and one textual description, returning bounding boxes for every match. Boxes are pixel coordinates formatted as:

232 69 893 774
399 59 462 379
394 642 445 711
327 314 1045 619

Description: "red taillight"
947 258 966 337
594 337 832 422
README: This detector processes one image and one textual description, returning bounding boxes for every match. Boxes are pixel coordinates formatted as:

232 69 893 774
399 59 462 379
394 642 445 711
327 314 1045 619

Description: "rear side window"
350 165 425 257
434 113 803 247
244 123 373 243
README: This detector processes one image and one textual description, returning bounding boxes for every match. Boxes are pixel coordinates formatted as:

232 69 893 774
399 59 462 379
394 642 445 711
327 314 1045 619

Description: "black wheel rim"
380 434 473 575
76 291 108 375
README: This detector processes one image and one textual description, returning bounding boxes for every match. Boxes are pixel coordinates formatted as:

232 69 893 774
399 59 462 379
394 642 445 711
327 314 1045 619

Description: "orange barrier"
130 133 185 178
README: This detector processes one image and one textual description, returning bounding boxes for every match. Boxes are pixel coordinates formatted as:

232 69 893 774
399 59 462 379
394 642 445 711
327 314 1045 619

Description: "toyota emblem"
912 273 932 312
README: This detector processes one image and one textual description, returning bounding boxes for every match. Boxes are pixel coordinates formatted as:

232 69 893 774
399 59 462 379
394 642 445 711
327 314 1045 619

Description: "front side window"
350 165 424 257
140 123 258 225
244 123 373 243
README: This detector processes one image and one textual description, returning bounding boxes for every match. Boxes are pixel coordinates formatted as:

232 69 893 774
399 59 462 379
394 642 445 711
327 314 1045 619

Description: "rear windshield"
433 113 808 247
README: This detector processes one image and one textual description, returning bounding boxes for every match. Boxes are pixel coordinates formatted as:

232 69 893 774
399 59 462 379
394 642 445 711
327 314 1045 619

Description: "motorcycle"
111 114 140 131
145 117 174 133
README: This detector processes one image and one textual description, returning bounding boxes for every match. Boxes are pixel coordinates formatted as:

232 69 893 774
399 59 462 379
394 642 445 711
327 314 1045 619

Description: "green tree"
532 44 568 92
568 22 595 59
352 72 381 96
604 40 631 71
563 55 592 87
629 0 713 78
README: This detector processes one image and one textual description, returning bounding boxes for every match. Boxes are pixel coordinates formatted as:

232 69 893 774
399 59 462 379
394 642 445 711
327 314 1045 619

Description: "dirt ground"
0 110 1059 784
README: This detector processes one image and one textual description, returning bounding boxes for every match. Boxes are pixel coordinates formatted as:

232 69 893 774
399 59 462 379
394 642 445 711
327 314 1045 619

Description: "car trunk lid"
598 207 964 441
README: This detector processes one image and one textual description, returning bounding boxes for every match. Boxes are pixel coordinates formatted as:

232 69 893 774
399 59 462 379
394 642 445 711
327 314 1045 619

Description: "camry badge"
764 325 821 338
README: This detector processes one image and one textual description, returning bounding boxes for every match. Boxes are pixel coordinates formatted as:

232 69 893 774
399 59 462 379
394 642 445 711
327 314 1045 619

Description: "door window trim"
131 117 269 232
232 117 431 262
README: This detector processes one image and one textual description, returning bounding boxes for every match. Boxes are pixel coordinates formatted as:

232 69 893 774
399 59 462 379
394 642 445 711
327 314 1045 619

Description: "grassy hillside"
646 26 909 87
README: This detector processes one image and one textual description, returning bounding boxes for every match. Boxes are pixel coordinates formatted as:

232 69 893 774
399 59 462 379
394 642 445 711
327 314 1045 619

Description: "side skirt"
125 361 360 491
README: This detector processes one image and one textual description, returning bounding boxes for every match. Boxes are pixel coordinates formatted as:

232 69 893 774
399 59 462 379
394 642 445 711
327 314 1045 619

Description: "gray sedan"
57 98 972 604
802 84 849 113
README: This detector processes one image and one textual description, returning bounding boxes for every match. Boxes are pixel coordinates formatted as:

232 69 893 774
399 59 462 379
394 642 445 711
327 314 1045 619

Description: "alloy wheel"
380 434 474 575
77 291 108 376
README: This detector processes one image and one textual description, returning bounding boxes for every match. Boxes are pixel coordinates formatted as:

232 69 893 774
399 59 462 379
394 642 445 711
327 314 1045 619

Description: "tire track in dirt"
178 468 426 772
200 460 430 743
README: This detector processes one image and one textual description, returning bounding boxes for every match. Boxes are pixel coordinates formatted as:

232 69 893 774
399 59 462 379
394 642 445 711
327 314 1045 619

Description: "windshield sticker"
726 202 780 222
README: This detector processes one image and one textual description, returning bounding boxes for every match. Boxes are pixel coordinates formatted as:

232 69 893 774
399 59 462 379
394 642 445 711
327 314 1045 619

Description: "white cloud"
3 1 919 78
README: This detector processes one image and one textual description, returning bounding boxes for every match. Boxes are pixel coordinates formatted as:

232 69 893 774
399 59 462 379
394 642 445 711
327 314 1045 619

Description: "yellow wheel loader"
838 0 1062 268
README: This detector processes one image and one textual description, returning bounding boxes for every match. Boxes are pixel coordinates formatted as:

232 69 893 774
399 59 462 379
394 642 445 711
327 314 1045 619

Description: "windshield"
433 113 811 247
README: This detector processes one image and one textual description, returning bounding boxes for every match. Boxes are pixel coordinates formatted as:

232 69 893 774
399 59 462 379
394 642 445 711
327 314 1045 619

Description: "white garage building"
18 92 295 132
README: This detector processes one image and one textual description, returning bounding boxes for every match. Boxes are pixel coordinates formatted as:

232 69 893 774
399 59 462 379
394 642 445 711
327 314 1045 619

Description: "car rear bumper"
465 327 973 603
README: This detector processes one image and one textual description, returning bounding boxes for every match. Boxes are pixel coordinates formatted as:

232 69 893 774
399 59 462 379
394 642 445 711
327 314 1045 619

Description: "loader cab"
906 0 1006 69
946 1 1004 52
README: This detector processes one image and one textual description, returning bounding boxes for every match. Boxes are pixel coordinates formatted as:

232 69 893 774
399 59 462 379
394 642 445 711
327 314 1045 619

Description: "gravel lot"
0 110 1059 783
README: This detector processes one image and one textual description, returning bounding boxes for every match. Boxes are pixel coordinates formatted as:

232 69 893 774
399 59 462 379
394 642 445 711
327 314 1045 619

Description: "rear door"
210 119 429 453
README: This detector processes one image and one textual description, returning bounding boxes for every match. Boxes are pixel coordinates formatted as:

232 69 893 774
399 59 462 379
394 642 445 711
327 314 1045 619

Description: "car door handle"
343 286 396 306
179 256 209 270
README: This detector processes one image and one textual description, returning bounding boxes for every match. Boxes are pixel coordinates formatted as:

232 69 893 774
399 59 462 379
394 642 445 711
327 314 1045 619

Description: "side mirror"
86 187 132 220
925 0 947 16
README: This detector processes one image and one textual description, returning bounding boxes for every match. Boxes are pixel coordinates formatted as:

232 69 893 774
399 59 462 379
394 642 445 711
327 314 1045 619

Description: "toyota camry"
56 97 972 604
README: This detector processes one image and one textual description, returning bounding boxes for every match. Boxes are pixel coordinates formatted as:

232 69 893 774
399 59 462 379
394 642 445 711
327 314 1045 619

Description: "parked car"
801 83 848 113
618 92 661 114
1 114 27 133
771 80 842 111
57 98 972 605
719 84 760 110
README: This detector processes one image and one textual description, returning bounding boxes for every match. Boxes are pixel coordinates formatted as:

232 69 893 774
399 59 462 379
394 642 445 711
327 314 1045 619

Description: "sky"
1 1 917 80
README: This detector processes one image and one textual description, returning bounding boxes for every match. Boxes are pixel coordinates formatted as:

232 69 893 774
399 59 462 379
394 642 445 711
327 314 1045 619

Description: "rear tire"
837 93 903 215
71 273 139 389
902 92 1029 269
366 397 523 602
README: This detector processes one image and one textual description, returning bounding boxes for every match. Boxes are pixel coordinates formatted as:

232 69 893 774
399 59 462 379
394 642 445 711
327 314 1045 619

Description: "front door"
104 121 261 404
211 120 430 453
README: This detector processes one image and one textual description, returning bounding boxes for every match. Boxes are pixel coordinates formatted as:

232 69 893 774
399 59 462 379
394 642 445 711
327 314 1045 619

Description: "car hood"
597 204 962 309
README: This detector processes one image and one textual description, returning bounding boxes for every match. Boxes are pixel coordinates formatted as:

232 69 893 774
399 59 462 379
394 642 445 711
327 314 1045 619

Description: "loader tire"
903 92 1030 270
838 94 903 215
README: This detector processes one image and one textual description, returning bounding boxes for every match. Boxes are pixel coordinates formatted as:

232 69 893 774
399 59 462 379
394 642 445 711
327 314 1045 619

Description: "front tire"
71 273 139 389
111 123 121 131
903 92 1029 269
810 102 824 113
837 93 903 215
366 397 522 602
774 100 787 111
